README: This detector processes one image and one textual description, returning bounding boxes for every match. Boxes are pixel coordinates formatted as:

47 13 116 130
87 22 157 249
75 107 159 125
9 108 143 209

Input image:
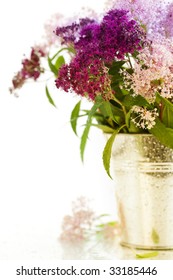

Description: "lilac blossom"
104 0 167 38
72 9 145 62
55 9 146 100
161 2 173 38
105 0 173 44
99 9 145 60
55 18 97 45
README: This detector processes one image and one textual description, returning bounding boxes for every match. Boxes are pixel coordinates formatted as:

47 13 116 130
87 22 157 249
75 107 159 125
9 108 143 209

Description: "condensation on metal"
110 134 173 250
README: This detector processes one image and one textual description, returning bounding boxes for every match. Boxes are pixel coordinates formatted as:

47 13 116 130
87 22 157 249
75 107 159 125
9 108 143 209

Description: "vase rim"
105 132 154 136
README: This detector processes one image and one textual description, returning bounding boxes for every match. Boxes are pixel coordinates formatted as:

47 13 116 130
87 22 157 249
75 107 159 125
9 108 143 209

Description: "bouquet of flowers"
10 0 173 177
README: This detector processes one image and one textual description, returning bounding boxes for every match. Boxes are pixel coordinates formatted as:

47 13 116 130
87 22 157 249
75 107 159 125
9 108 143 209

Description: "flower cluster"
122 43 173 103
10 47 45 93
59 197 120 243
56 58 114 100
105 0 172 39
60 197 95 243
10 0 173 176
55 9 145 100
131 106 159 130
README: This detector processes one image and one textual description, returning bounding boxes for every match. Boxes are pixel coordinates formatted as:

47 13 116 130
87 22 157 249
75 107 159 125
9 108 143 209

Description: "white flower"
131 106 159 130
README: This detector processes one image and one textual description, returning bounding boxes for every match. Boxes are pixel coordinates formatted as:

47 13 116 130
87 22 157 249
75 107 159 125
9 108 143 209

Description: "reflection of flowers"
60 197 95 243
59 198 158 260
96 220 120 241
59 197 120 244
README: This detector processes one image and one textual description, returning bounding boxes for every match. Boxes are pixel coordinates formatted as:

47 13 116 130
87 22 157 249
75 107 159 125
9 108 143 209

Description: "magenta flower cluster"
55 57 114 100
55 9 146 100
21 48 45 80
10 48 45 93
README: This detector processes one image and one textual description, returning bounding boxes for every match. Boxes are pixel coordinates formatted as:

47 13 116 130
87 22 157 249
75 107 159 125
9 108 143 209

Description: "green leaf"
120 88 130 95
107 221 118 227
110 74 122 83
122 94 151 109
91 124 115 133
50 46 75 61
48 56 58 76
125 110 144 133
96 224 106 228
110 101 125 118
55 55 65 71
102 125 126 178
156 93 173 128
99 101 124 125
162 106 173 128
80 97 104 161
45 86 56 108
99 101 114 118
97 214 110 218
96 221 118 228
149 118 173 149
136 251 158 259
70 101 81 135
108 60 126 75
80 124 90 161
48 55 65 77
111 84 123 96
125 110 131 129
151 229 159 244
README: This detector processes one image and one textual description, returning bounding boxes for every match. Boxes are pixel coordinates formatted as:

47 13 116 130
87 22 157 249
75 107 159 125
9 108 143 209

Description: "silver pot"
110 133 173 250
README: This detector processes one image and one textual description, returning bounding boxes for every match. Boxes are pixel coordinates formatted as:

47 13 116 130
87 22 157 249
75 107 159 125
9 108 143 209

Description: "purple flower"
55 17 96 45
74 9 145 62
161 3 173 37
106 0 171 40
100 9 145 60
55 9 146 99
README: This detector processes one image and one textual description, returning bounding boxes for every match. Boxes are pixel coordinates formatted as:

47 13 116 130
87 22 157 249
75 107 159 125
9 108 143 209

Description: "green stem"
112 95 127 119
50 46 75 61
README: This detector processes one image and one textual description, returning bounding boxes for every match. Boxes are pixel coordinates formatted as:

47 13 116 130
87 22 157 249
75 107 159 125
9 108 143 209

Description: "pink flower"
122 43 173 102
59 197 95 243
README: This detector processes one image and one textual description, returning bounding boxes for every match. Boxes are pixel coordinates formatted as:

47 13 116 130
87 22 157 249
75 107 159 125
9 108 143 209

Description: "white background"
0 0 116 259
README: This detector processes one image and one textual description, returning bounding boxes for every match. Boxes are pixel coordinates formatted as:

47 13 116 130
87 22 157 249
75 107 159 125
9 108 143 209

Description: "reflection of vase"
110 134 173 250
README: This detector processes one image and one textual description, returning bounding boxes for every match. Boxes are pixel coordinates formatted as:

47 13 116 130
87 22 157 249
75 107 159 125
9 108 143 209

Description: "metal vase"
110 134 173 250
